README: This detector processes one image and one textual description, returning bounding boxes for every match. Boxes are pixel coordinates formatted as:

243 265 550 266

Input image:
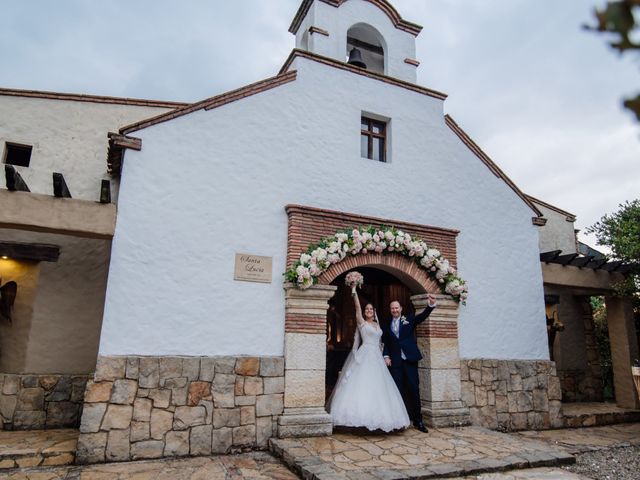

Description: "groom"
383 295 436 433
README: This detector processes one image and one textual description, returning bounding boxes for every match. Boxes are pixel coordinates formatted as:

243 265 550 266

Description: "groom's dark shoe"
414 420 428 433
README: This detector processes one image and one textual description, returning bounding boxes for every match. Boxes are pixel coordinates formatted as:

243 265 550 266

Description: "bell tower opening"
346 23 385 75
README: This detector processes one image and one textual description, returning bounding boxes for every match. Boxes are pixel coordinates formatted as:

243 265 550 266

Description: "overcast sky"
1 0 637 250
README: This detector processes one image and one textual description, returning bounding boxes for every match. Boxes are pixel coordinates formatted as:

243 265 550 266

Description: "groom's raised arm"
412 294 437 326
413 305 434 325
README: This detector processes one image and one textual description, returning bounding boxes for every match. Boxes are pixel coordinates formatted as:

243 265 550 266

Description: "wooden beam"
616 264 634 275
602 261 622 272
53 173 72 198
554 253 578 265
586 258 608 269
0 241 60 262
107 132 142 151
540 250 561 262
5 165 30 192
107 132 142 176
100 179 111 204
347 36 384 55
570 256 593 268
542 262 624 292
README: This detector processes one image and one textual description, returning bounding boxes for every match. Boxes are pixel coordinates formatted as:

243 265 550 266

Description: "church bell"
347 47 367 69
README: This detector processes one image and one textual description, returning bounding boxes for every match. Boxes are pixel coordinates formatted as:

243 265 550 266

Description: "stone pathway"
455 468 589 479
270 426 575 479
0 430 78 469
514 422 640 454
560 402 640 428
0 451 297 479
2 423 640 479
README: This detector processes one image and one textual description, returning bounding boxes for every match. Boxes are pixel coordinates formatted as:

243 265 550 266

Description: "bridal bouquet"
345 271 364 289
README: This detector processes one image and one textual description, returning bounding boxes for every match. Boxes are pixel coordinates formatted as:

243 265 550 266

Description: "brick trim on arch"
318 252 440 293
285 204 459 269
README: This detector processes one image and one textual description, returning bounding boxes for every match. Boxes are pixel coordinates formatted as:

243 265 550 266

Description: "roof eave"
445 115 544 221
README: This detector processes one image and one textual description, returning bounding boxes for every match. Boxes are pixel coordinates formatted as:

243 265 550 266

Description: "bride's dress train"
328 322 410 432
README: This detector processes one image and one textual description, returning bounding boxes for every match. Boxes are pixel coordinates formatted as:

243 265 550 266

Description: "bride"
327 276 410 432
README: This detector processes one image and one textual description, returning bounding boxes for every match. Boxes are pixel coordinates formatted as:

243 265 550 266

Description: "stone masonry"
0 374 89 430
557 297 603 403
76 355 284 464
460 359 563 431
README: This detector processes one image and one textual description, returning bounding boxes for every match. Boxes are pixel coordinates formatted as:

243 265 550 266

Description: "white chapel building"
0 0 637 464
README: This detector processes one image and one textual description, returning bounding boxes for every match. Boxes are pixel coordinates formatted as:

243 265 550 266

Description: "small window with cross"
360 116 386 162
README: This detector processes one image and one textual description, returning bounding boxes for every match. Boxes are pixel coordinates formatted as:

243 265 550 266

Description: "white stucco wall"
0 95 174 202
534 202 577 254
100 55 548 360
296 0 418 82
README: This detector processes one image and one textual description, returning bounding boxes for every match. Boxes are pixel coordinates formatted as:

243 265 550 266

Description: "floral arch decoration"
285 225 468 303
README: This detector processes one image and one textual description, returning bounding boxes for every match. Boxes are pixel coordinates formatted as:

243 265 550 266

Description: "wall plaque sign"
234 253 272 283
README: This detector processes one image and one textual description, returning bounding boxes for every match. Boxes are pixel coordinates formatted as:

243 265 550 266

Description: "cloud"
0 0 637 253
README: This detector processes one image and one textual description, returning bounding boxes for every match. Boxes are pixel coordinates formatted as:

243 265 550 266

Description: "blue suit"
382 305 434 422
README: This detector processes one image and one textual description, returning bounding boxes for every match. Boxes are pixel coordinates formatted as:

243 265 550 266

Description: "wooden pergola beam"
555 253 578 265
570 255 593 268
107 132 142 151
0 241 60 262
53 173 72 198
540 250 561 262
5 165 29 192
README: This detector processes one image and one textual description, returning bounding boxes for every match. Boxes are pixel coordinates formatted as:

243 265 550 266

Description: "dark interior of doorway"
325 267 414 398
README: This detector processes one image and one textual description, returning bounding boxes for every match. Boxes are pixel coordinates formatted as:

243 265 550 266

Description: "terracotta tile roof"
445 115 544 219
289 0 422 36
119 70 298 135
0 87 187 109
280 49 447 100
526 195 576 222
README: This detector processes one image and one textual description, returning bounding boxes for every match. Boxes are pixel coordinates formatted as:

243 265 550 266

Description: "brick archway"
279 205 468 437
317 252 440 294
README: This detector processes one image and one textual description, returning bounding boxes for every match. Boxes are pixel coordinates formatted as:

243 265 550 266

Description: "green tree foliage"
585 1 640 120
587 200 640 359
586 199 640 285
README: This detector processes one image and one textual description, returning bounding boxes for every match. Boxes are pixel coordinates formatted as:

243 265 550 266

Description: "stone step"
270 426 575 479
562 402 640 428
0 428 78 469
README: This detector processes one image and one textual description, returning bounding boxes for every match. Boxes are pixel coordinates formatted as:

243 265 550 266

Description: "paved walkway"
514 422 640 453
271 426 575 479
560 402 640 428
454 469 588 479
0 423 639 479
0 430 77 469
0 451 297 479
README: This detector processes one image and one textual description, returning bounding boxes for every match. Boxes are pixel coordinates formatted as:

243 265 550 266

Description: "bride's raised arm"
351 286 365 326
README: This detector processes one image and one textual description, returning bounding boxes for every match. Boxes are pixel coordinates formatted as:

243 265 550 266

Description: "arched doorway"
325 267 416 399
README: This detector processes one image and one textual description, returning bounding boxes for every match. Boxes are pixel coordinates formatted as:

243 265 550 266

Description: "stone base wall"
0 374 89 430
558 369 603 403
76 355 284 464
460 360 563 431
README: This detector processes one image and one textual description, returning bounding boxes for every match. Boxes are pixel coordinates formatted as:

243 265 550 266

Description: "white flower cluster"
287 227 468 303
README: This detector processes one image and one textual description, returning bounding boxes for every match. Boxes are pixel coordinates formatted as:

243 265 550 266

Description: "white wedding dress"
328 321 410 431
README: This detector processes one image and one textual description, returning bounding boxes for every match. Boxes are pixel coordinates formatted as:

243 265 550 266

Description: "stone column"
413 293 470 427
605 296 640 409
278 283 336 437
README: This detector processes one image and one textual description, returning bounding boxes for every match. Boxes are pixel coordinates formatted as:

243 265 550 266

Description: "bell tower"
289 0 422 83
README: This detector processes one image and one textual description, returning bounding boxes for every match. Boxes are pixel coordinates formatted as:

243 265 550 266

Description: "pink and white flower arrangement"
284 225 468 304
